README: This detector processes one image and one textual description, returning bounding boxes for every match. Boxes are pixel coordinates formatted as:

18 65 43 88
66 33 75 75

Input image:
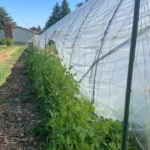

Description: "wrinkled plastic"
35 0 150 148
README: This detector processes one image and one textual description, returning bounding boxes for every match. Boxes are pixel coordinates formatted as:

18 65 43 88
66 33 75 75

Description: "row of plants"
26 46 137 150
0 38 14 46
0 46 25 85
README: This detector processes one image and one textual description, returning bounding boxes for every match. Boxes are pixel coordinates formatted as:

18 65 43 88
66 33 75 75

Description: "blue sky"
0 0 83 29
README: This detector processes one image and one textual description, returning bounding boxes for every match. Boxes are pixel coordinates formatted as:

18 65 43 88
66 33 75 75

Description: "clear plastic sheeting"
35 0 150 148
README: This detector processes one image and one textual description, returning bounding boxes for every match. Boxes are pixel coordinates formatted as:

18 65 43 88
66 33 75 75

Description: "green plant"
26 46 137 150
0 38 13 46
0 38 6 45
47 42 58 54
5 38 13 46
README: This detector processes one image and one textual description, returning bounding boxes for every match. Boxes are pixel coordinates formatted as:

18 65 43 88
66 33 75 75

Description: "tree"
60 0 71 19
30 25 42 34
51 2 61 23
0 7 16 29
37 25 41 33
44 2 61 30
43 0 71 31
30 26 37 31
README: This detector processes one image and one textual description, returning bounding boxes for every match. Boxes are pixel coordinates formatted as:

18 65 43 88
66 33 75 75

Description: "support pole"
45 31 47 51
121 0 140 149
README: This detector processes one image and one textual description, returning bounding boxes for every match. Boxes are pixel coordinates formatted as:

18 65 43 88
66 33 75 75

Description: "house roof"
13 26 39 34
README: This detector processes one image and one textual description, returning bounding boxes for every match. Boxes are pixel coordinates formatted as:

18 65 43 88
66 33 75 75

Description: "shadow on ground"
0 50 40 150
0 50 28 100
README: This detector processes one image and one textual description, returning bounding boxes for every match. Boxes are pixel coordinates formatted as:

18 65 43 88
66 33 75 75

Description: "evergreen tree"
44 2 61 30
60 0 71 19
0 7 16 29
44 0 71 31
51 2 61 23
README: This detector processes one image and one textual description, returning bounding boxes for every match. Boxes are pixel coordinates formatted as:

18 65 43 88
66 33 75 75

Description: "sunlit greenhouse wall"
36 0 150 148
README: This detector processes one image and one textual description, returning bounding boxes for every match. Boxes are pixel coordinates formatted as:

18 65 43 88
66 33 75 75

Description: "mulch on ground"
0 50 41 150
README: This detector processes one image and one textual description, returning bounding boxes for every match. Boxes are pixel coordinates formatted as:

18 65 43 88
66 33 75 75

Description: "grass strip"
0 46 26 85
0 45 18 51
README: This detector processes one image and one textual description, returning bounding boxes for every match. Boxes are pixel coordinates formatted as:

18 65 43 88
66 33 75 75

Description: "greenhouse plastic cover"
35 0 150 147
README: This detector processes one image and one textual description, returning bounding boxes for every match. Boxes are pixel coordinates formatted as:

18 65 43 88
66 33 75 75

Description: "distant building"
13 26 39 46
0 23 39 46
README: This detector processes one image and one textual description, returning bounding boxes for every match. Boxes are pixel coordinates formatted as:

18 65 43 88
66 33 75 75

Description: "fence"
35 0 150 149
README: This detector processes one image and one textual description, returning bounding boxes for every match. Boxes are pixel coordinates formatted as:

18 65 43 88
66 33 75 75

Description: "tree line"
29 0 71 33
0 0 89 33
43 0 71 31
43 0 89 32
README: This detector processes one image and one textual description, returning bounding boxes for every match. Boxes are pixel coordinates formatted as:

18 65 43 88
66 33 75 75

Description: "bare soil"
0 50 40 150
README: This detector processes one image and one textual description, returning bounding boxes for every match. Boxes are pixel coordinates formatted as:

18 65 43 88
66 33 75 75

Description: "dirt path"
0 50 40 150
0 46 20 64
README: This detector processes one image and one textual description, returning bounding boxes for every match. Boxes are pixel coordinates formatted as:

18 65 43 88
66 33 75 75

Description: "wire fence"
35 0 150 149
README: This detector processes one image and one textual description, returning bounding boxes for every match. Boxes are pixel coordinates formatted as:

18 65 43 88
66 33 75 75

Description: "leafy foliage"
47 41 58 55
26 47 137 150
0 7 16 29
0 38 14 46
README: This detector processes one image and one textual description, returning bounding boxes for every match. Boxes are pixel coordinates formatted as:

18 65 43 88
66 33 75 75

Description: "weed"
0 38 14 46
47 42 58 55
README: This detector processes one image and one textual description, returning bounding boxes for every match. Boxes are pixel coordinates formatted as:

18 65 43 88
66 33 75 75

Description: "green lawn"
0 46 26 86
